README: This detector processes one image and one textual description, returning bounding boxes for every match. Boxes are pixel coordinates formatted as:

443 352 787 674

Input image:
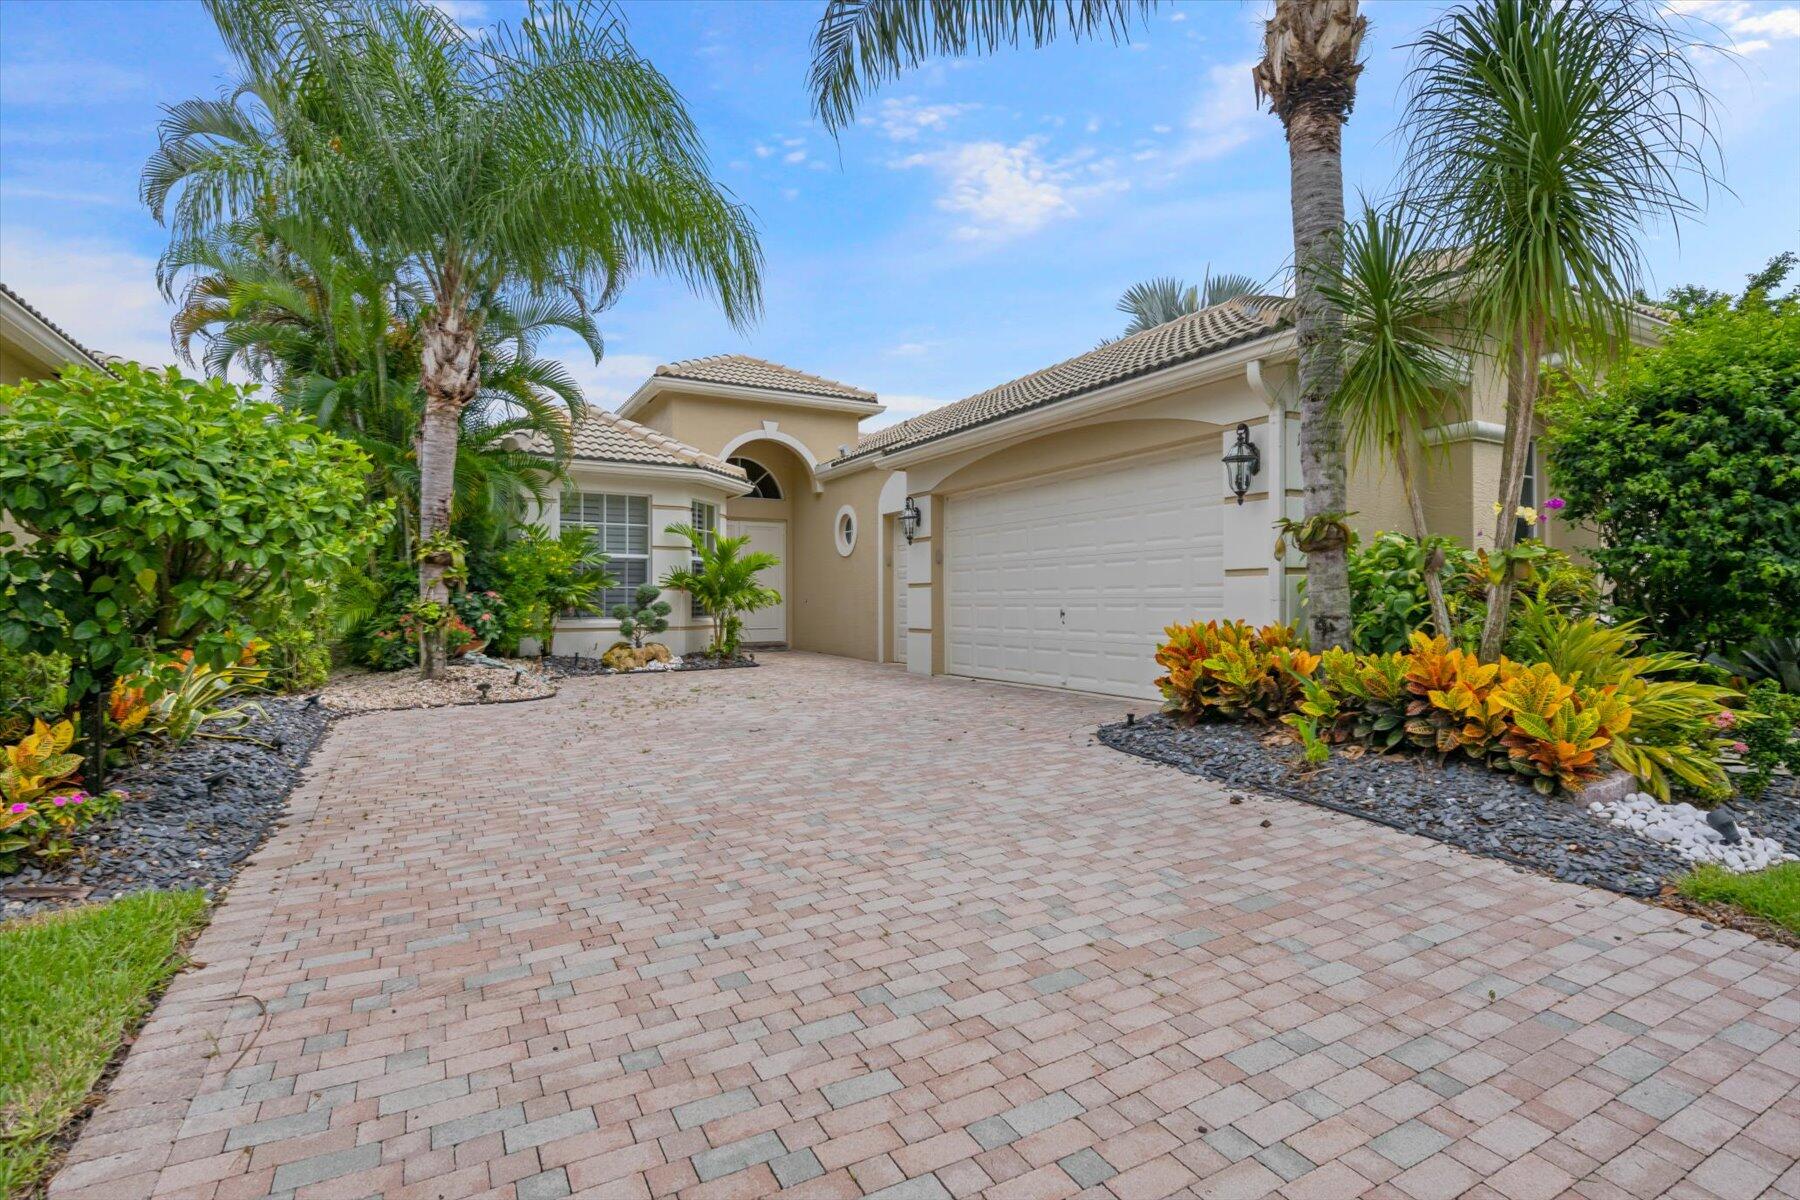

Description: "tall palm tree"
808 1 1155 133
1114 269 1261 336
146 0 762 677
1399 0 1718 661
1253 0 1367 652
163 220 588 560
1318 205 1464 637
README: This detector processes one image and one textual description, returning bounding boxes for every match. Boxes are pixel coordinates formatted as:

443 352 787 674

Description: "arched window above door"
729 456 783 499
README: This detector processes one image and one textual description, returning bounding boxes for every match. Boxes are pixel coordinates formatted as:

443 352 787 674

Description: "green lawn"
1678 862 1800 935
0 890 209 1199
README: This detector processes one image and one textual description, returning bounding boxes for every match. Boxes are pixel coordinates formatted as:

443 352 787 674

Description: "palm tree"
145 0 762 677
661 524 782 657
1318 205 1464 637
1114 269 1261 336
809 1 1154 133
163 220 587 561
1253 0 1368 653
1399 0 1719 661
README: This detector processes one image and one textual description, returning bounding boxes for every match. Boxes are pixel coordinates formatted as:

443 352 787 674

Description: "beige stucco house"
0 282 107 385
530 296 1662 700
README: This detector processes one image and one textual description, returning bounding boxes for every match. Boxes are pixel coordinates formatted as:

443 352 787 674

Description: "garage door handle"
1059 608 1066 622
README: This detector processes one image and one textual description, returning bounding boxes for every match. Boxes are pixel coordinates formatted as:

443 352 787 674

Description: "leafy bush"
611 584 671 649
1154 615 1738 798
451 590 510 649
0 364 382 782
1735 682 1800 800
1543 292 1800 656
1348 532 1479 653
490 526 616 655
0 648 68 743
0 720 126 873
1715 636 1800 694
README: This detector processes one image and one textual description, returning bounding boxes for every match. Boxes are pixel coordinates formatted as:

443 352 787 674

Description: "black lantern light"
899 495 922 543
1222 423 1261 506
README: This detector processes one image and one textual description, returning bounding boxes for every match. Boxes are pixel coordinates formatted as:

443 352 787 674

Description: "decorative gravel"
545 652 759 678
319 661 555 714
1100 713 1694 897
0 696 328 921
1591 794 1795 872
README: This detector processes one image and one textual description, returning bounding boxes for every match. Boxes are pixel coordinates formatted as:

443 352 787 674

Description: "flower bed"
546 651 759 678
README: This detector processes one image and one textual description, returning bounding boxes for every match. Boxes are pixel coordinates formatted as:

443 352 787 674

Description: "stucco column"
904 494 936 676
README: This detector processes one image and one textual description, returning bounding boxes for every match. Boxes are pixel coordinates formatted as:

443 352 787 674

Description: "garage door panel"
946 453 1223 699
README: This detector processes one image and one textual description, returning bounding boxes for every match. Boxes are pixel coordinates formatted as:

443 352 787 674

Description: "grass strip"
0 890 209 1199
1677 861 1800 935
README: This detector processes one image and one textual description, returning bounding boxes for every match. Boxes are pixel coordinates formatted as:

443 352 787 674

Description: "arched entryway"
722 438 812 647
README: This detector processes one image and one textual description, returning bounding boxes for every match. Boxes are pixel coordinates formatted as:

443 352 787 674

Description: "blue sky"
2 0 1796 428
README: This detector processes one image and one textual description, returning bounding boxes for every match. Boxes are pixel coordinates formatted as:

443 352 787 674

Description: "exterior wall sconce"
1222 423 1262 506
899 495 922 543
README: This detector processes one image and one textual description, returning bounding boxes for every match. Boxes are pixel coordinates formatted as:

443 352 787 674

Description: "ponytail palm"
1115 269 1261 336
1399 0 1719 660
661 525 781 657
1319 205 1465 637
146 0 762 676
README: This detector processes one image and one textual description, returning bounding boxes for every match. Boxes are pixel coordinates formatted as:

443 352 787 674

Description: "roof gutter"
0 287 105 374
818 327 1295 480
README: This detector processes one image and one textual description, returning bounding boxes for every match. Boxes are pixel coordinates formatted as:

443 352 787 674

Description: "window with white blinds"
560 491 648 614
688 501 717 618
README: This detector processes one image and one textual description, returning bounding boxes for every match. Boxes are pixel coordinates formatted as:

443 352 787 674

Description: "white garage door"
892 534 908 665
946 452 1222 699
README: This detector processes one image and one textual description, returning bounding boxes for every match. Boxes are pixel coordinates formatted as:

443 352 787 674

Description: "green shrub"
1543 293 1800 656
0 648 68 743
1734 681 1800 800
611 584 671 648
0 364 383 783
490 526 615 655
1347 532 1479 653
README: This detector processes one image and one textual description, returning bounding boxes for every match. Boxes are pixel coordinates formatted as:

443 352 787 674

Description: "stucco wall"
789 468 888 661
0 346 33 386
629 389 867 468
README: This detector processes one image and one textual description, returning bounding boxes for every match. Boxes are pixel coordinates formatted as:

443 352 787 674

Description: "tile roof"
653 354 877 402
0 281 111 369
836 296 1290 464
518 408 747 483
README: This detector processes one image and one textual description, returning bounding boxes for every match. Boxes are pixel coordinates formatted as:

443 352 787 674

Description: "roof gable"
652 354 876 403
519 409 746 483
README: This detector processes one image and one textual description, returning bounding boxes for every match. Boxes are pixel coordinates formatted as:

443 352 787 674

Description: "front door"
727 519 787 644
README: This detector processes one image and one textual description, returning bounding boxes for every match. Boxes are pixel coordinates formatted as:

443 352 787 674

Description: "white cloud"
783 149 807 164
1172 59 1265 165
895 138 1128 242
0 229 176 368
864 393 945 429
1667 1 1800 46
753 143 774 158
554 352 661 410
423 0 490 29
0 59 147 108
885 342 932 357
872 96 976 141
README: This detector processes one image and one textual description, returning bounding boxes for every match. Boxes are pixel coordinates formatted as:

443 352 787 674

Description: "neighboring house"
530 297 1665 700
0 282 108 384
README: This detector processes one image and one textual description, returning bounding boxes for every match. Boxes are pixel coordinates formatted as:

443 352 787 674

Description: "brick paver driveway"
54 654 1800 1200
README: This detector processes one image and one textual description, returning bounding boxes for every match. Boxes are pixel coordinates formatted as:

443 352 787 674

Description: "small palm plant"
662 524 781 658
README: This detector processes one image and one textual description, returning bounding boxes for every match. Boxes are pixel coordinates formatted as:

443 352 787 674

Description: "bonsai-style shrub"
661 523 781 658
0 365 382 782
1543 282 1799 657
611 584 671 649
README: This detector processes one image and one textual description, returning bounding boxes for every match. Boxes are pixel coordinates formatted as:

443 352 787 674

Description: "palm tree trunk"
1477 323 1544 662
1395 438 1452 639
1285 105 1352 651
417 307 479 679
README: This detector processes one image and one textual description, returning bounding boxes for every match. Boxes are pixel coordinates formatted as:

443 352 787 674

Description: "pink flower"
1732 741 1749 754
71 796 85 805
1542 497 1566 511
52 796 68 807
1714 710 1737 729
8 802 26 814
481 612 492 621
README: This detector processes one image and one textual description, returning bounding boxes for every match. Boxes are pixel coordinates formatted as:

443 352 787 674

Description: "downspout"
1246 359 1286 623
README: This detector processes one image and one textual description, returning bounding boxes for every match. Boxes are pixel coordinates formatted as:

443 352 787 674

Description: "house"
0 282 108 384
530 297 1662 700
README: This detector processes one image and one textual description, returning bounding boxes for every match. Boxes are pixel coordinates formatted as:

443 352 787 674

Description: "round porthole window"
834 505 857 557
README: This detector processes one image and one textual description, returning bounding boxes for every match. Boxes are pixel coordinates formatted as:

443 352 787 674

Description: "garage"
944 450 1223 699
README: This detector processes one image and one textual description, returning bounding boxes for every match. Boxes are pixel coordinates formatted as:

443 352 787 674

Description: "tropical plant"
1347 532 1479 654
1399 0 1721 661
1253 0 1366 652
146 0 762 678
0 650 68 744
451 590 510 651
1113 269 1262 337
662 524 782 658
611 585 672 649
1542 277 1798 659
1716 637 1800 695
1319 204 1465 637
491 526 616 656
1736 682 1800 801
1154 620 1319 724
0 720 125 873
0 365 382 784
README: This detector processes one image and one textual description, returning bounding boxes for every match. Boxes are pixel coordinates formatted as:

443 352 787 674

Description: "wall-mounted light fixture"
899 495 922 543
1222 423 1262 506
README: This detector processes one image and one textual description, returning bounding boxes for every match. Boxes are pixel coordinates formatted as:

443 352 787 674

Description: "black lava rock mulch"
0 696 328 920
1099 713 1693 897
545 652 759 678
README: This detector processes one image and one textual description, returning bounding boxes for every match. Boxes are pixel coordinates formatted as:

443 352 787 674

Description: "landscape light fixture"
1223 423 1261 505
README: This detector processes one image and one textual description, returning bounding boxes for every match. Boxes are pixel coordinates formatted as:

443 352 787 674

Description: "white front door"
892 532 909 664
945 451 1223 699
727 519 787 644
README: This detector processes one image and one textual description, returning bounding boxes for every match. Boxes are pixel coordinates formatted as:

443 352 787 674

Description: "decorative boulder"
643 643 672 664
